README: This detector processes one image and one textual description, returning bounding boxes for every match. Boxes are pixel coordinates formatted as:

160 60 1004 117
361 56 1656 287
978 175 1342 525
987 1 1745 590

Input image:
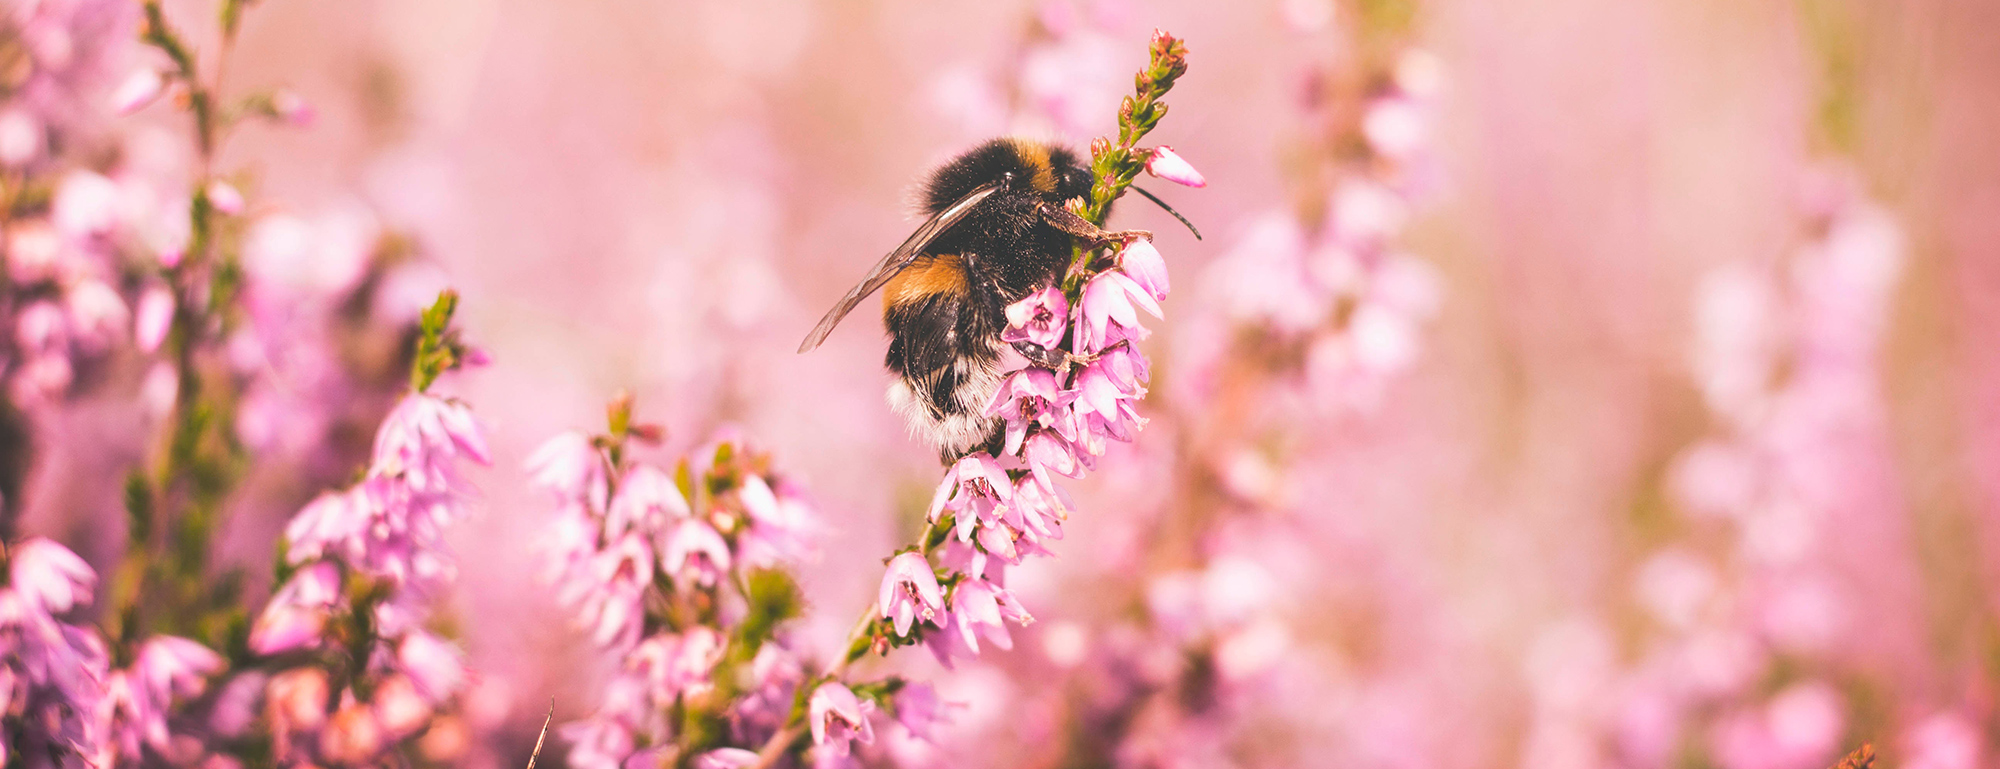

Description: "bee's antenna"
1131 186 1202 240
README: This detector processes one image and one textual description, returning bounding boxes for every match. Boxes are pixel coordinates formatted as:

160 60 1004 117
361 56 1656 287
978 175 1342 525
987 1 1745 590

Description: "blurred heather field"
4 0 2000 767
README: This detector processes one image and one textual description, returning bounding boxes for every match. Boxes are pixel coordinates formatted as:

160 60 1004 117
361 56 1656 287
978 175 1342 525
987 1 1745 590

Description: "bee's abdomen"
882 254 1004 459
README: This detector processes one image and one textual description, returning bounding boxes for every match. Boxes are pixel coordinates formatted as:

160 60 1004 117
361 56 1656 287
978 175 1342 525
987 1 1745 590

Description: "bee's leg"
1040 205 1151 245
1010 340 1096 377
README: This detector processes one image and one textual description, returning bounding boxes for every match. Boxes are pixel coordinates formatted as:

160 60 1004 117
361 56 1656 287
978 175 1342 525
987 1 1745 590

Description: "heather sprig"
531 394 824 768
237 289 488 765
1080 30 1190 227
722 31 1200 769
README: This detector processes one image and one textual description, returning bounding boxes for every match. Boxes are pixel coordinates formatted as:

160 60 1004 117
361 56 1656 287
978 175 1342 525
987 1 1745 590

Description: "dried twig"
525 698 554 769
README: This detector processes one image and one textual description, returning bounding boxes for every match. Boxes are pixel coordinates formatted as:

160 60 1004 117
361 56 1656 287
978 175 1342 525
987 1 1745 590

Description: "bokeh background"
17 0 2000 766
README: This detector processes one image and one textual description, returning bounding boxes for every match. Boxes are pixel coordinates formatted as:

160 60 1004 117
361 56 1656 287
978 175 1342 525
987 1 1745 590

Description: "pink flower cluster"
1198 49 1445 413
856 231 1178 754
531 423 819 768
0 538 109 766
1510 168 1911 769
244 391 489 764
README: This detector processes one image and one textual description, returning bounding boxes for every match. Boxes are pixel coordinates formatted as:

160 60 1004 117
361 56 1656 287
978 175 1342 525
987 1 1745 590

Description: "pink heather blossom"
371 675 430 737
248 562 340 655
1362 96 1428 160
265 667 331 734
52 170 120 237
0 109 42 166
248 604 327 657
109 69 164 114
133 284 174 353
566 532 652 649
662 518 732 588
892 683 952 742
738 479 820 568
270 88 316 126
7 221 62 283
736 474 781 522
985 368 1072 455
734 643 805 743
606 464 689 535
0 536 108 762
807 682 875 756
63 279 127 352
10 537 97 613
1007 474 1068 541
371 393 491 494
1022 429 1085 486
205 179 245 215
928 453 1015 541
1075 269 1160 354
1904 713 1980 769
1118 239 1170 301
878 551 946 638
1142 146 1206 187
397 630 466 702
102 636 223 756
320 701 386 764
527 430 609 511
561 718 638 769
631 627 723 703
1001 284 1068 349
950 579 1032 654
697 747 762 768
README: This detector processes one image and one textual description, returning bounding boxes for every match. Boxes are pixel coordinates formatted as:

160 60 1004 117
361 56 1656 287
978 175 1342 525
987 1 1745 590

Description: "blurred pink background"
23 0 2000 766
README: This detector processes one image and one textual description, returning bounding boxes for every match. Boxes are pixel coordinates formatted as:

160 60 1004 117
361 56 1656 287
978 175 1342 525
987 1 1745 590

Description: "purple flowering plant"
731 30 1199 768
530 392 822 768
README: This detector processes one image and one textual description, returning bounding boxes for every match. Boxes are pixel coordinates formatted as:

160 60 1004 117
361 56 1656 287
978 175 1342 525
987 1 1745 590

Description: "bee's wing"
797 183 1000 353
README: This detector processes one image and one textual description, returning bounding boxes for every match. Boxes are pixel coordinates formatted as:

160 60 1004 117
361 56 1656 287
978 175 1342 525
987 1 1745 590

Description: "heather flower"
320 702 387 765
101 635 223 757
133 284 174 353
1001 284 1069 349
371 675 430 737
371 393 491 494
560 718 637 769
265 667 331 735
662 518 732 588
205 180 245 215
1903 713 1980 769
607 464 689 535
985 367 1072 454
891 683 952 742
527 430 609 510
1075 269 1161 354
1007 474 1068 541
1141 146 1206 187
397 630 466 703
564 531 652 649
270 89 315 126
1118 239 1171 301
950 579 1032 654
927 453 1014 541
697 747 763 769
0 109 42 166
247 602 328 656
807 682 875 756
11 537 97 613
631 627 724 703
878 551 946 638
0 537 109 762
109 69 165 114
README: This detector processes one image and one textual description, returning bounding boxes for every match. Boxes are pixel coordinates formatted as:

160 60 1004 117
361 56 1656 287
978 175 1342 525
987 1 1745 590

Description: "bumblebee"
799 138 1195 462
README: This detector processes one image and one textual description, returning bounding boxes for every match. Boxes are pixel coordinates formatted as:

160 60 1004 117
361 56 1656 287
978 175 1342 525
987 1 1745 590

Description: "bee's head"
922 138 1094 214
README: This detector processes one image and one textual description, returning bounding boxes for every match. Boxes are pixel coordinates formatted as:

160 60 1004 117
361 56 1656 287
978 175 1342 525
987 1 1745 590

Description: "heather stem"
1064 30 1190 296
